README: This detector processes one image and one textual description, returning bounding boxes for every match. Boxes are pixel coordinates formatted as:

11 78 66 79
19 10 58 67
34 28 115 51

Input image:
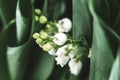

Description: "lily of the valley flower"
69 49 78 59
68 45 78 58
55 54 69 67
48 47 57 55
32 14 86 76
53 33 67 45
56 44 70 55
57 18 72 33
68 59 82 76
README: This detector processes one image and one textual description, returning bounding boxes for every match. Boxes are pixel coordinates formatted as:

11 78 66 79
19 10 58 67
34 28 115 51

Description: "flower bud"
55 54 69 67
35 15 39 21
36 38 43 44
68 59 82 76
53 33 67 45
33 33 40 39
40 31 48 39
43 43 52 51
35 9 41 15
39 16 48 24
57 18 72 33
46 24 51 28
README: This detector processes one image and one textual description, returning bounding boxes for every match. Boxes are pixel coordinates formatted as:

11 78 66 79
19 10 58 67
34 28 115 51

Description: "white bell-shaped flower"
55 54 69 67
53 33 67 45
67 44 77 58
68 59 82 76
56 44 70 56
48 48 56 55
69 49 77 59
57 18 72 33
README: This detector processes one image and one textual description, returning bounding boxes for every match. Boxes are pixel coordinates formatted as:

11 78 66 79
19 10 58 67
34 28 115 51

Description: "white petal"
69 45 78 58
58 27 64 33
48 48 57 55
68 59 82 76
53 33 67 45
69 49 77 58
56 44 70 56
56 24 64 33
55 54 69 67
57 18 72 33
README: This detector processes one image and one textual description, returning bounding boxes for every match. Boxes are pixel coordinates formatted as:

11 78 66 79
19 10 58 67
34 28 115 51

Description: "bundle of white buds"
33 9 89 76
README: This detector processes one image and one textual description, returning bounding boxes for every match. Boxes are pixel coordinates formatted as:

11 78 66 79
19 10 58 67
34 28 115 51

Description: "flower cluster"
33 9 89 76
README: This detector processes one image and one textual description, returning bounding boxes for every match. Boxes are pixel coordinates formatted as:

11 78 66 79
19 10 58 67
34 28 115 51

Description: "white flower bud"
56 44 70 56
53 33 67 45
48 48 56 55
57 18 72 33
42 43 52 51
40 31 48 39
35 9 41 15
55 54 69 67
33 33 40 39
39 16 48 24
35 16 39 22
36 38 43 44
68 59 82 76
46 24 51 28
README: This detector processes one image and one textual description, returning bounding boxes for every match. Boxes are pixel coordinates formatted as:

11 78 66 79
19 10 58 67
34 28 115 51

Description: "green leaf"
31 52 54 80
0 27 12 80
0 0 17 26
7 40 54 80
53 0 66 20
16 0 33 44
72 0 92 43
6 33 54 80
72 0 91 79
42 0 48 16
7 43 30 80
89 0 120 35
6 0 35 80
0 19 17 80
42 0 65 20
7 0 55 80
109 46 120 80
89 0 120 80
